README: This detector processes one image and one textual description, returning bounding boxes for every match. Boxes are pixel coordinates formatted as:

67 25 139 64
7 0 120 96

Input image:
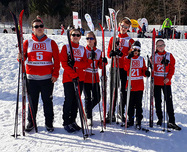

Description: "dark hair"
31 19 43 27
86 31 97 46
156 39 165 45
119 17 131 25
70 29 81 35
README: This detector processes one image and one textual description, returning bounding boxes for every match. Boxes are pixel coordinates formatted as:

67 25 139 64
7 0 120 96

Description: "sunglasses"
156 44 165 47
33 24 44 29
71 34 81 37
86 37 94 40
120 24 129 29
134 48 140 52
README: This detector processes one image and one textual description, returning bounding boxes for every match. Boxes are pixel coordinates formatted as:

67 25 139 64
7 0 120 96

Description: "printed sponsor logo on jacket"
32 43 46 50
66 44 85 62
119 37 131 47
154 53 170 77
74 49 82 57
132 60 141 68
128 56 144 80
28 38 52 53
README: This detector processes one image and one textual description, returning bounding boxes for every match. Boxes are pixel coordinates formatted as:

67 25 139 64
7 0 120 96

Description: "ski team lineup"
13 9 182 140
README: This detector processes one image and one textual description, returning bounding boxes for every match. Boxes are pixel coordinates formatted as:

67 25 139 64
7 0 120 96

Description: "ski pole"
125 58 132 133
163 54 171 132
91 48 104 133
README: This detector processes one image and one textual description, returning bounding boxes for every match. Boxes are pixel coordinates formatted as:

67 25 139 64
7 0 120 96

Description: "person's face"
32 22 44 37
156 41 165 52
133 48 140 56
70 31 81 44
86 34 95 48
119 22 130 34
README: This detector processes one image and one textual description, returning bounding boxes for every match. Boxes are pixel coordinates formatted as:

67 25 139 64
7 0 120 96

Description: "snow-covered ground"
0 33 187 152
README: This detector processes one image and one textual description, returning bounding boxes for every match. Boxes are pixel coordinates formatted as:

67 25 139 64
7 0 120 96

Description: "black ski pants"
163 28 171 39
83 83 101 119
27 78 54 126
154 85 175 123
63 81 83 126
127 91 143 122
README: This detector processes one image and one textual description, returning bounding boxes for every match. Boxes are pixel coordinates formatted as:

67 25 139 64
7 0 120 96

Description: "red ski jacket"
23 34 60 78
60 41 88 83
84 46 104 83
107 33 134 68
124 56 147 91
153 51 175 86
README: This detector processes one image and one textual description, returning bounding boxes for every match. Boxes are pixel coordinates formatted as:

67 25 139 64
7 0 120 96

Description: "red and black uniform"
153 50 175 123
23 33 60 127
83 46 103 119
60 42 88 126
107 33 134 115
124 55 147 123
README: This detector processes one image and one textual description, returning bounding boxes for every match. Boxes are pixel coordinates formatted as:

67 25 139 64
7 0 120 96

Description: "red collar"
71 41 80 48
118 33 128 38
86 46 97 51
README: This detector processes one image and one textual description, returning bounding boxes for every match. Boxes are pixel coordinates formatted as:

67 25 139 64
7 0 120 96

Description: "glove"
145 70 150 77
128 51 134 59
102 57 107 63
116 49 123 57
109 50 117 57
72 77 79 84
161 57 169 66
90 50 96 60
68 59 75 68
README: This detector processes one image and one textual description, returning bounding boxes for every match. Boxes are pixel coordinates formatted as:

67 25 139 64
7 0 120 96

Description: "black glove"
109 50 117 57
161 57 169 66
72 77 79 84
128 51 134 59
145 70 150 77
90 50 96 60
102 57 107 63
116 49 123 57
68 59 75 68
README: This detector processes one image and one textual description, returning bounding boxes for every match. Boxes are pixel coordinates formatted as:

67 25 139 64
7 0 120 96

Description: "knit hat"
132 41 141 50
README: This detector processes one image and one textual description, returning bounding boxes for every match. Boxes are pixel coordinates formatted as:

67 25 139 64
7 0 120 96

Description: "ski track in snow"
0 33 187 152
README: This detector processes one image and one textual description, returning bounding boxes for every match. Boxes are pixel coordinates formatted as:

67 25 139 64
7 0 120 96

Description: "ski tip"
67 25 74 31
153 28 156 36
21 9 24 13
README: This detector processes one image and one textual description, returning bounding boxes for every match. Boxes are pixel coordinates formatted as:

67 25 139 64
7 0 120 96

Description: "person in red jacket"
17 18 60 132
60 29 88 133
61 24 65 35
153 39 181 130
83 31 107 126
124 41 150 129
184 32 187 39
106 17 134 123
